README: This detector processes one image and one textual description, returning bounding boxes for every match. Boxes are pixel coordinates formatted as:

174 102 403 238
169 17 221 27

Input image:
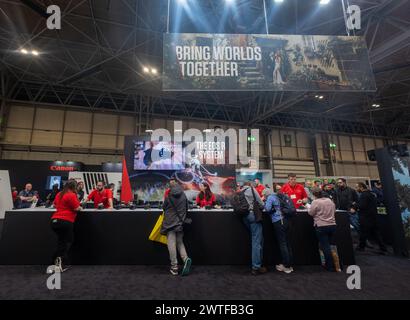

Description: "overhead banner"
162 33 376 92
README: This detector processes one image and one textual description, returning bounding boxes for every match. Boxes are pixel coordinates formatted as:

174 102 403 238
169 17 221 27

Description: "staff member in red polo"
254 178 265 198
196 183 216 208
87 181 114 209
50 179 82 273
281 173 308 209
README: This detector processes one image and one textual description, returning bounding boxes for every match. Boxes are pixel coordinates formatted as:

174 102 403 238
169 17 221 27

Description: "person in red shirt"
254 178 265 198
281 173 308 209
50 179 82 272
196 183 216 208
87 181 113 209
11 187 18 207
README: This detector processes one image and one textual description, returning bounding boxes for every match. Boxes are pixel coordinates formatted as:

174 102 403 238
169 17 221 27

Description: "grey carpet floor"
0 252 409 300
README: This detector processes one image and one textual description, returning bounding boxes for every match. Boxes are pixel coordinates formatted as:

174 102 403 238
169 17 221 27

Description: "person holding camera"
161 183 192 276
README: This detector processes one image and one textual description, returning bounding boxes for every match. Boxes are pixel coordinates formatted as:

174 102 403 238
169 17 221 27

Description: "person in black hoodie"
161 184 192 276
351 182 387 254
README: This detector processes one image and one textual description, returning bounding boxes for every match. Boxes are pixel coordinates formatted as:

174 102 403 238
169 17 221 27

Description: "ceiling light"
20 49 28 54
274 0 284 3
151 68 158 75
145 129 153 133
31 50 39 56
372 104 381 108
319 95 324 99
143 67 150 73
320 0 330 4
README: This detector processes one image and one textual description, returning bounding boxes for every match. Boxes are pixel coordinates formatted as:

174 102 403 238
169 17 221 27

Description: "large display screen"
163 33 376 92
133 141 184 170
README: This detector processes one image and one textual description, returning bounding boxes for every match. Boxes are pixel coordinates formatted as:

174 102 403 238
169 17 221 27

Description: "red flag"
120 157 133 203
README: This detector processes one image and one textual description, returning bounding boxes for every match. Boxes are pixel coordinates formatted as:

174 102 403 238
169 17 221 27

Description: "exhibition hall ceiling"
0 0 409 137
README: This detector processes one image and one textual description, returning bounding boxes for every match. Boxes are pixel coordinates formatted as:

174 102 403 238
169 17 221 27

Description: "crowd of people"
231 174 387 275
11 180 115 210
12 174 386 276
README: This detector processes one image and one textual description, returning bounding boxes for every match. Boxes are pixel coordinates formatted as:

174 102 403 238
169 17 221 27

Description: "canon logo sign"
50 166 75 171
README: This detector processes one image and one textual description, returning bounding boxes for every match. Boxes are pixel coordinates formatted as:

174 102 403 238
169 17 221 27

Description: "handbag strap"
251 187 260 208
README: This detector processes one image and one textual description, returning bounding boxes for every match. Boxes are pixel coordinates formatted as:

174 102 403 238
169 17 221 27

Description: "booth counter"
0 208 355 266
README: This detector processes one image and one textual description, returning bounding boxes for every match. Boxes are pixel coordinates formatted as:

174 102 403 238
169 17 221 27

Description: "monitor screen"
133 141 184 170
46 176 61 190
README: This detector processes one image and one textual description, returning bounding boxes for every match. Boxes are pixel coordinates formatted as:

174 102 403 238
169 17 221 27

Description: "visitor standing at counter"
241 181 267 275
335 178 358 210
281 173 308 209
335 178 359 231
86 181 113 209
50 179 82 273
161 184 192 276
352 182 387 254
196 183 216 208
164 177 177 199
308 188 337 272
263 188 294 274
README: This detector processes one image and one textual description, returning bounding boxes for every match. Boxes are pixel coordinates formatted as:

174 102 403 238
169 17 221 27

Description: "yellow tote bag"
148 213 168 245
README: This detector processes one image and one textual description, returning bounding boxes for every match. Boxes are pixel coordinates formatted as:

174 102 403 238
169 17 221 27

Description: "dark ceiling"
0 0 409 137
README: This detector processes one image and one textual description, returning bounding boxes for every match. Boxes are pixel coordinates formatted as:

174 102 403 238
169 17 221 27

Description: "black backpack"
277 193 297 219
231 191 249 215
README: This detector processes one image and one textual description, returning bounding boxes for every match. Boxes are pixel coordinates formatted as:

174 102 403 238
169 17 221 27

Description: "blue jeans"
273 219 293 268
243 212 263 270
315 225 337 271
349 213 360 232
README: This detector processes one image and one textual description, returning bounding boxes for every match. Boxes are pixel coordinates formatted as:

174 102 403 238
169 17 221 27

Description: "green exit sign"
329 143 337 149
248 136 256 142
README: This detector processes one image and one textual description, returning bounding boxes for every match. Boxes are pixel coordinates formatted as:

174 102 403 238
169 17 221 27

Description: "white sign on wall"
0 170 13 219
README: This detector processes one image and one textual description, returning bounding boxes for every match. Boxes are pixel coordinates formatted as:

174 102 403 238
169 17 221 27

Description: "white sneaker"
283 267 293 274
54 257 69 273
275 264 285 272
276 264 293 274
170 266 179 276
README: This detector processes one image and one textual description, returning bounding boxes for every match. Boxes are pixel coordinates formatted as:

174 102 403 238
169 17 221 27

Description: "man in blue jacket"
264 188 294 274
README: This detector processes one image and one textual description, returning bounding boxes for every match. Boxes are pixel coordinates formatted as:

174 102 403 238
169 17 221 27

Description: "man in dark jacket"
161 184 192 276
351 182 387 254
335 178 358 210
335 178 360 232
